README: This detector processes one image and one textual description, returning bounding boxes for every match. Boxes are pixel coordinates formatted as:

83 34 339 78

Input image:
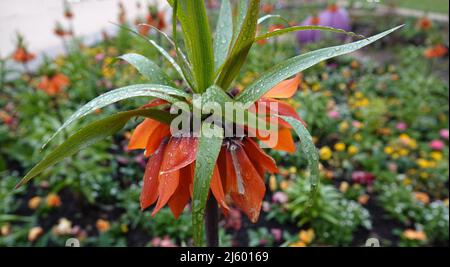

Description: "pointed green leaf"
16 109 173 189
118 53 173 86
213 0 233 72
43 84 189 148
279 115 319 198
176 0 214 92
113 23 191 86
236 25 403 106
255 25 365 41
215 0 260 90
192 122 223 246
257 14 289 25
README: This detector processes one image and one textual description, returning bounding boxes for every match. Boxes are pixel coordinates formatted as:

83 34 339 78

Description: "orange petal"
210 165 230 211
263 74 300 99
159 137 198 174
270 127 296 153
145 123 170 157
152 142 181 216
243 137 278 174
140 140 166 210
141 98 169 109
257 98 303 122
229 148 266 223
168 165 192 219
128 119 161 150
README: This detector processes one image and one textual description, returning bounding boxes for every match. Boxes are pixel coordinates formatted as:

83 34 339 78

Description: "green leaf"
113 23 191 86
176 0 214 92
192 122 223 246
43 84 189 148
215 0 260 90
236 25 403 106
255 25 365 42
279 116 319 199
213 0 233 72
118 53 173 86
16 109 173 189
200 85 277 131
257 14 289 25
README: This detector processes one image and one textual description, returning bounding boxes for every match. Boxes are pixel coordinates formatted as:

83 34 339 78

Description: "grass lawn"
384 0 449 14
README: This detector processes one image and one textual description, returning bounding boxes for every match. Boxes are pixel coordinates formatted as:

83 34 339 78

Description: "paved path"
0 0 169 57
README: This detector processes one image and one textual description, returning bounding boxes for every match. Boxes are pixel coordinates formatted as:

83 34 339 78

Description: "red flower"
12 47 35 63
424 44 448 58
37 73 70 96
128 77 303 222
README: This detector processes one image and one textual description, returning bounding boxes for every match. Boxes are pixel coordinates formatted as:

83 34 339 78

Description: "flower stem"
205 195 219 247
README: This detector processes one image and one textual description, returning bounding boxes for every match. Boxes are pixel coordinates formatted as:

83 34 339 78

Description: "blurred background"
0 0 448 247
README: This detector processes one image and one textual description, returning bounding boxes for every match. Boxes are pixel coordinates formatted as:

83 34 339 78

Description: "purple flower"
429 139 444 150
440 129 449 140
319 4 351 35
296 15 322 44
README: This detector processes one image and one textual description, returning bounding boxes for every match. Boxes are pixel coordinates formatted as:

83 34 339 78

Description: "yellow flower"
299 229 315 244
312 83 321 91
289 166 297 174
334 143 346 152
339 121 349 132
399 148 409 156
354 134 362 142
416 158 430 169
430 151 443 161
403 178 412 186
348 145 359 155
384 146 394 155
289 241 307 247
420 172 429 179
339 181 349 193
28 196 41 210
444 198 449 207
269 175 277 191
120 224 129 233
319 146 333 161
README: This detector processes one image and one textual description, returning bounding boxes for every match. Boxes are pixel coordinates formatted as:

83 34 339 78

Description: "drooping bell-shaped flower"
319 4 351 32
296 15 322 44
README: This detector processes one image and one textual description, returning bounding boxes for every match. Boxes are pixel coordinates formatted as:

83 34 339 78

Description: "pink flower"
429 139 444 150
440 129 449 140
352 171 375 185
271 228 283 241
272 192 288 204
95 53 105 62
327 110 340 119
224 208 242 231
160 236 177 247
396 122 408 131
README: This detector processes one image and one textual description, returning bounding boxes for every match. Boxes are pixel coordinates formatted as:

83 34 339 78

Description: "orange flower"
424 44 448 58
417 17 432 30
46 193 61 207
96 219 110 232
261 3 274 14
37 73 69 96
403 229 427 241
413 192 430 204
12 47 35 63
127 78 305 222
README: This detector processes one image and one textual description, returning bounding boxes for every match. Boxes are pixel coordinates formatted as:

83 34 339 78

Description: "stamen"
230 144 245 195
